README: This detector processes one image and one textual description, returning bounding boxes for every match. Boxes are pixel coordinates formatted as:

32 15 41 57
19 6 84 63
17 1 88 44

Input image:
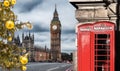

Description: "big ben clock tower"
50 5 61 61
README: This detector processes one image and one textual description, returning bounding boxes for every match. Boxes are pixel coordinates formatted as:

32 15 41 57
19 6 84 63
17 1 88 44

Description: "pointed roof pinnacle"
54 4 58 17
29 30 30 37
55 4 57 10
17 35 19 38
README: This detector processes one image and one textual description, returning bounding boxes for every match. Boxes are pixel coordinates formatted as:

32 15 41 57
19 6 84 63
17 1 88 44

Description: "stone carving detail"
107 3 116 16
75 7 109 22
95 8 108 17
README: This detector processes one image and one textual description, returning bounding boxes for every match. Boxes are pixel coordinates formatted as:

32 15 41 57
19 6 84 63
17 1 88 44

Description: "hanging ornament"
4 0 10 7
22 49 27 53
9 11 14 17
2 17 6 21
21 24 25 28
5 20 15 29
26 23 33 30
20 56 28 65
0 7 2 11
8 36 12 41
21 66 27 71
6 62 11 68
11 0 16 5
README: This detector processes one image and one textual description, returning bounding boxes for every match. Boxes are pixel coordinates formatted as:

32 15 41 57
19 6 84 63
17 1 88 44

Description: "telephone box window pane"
97 51 110 55
102 45 110 49
96 56 110 60
96 45 110 49
97 67 102 71
97 62 106 66
97 40 107 44
97 34 110 38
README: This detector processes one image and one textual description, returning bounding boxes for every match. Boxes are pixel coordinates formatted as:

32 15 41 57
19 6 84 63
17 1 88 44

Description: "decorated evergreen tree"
0 0 32 71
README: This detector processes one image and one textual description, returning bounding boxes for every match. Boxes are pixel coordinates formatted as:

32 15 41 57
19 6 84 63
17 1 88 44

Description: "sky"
13 0 78 53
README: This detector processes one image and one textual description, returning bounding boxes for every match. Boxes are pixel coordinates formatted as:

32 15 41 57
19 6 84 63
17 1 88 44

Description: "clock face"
52 25 57 30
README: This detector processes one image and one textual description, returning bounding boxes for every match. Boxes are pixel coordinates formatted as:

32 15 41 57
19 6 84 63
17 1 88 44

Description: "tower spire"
29 30 30 37
55 4 56 10
32 33 34 44
22 32 24 41
54 4 58 18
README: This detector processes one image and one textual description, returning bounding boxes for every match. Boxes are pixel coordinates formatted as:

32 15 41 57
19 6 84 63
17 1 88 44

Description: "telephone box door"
77 24 92 71
93 21 115 71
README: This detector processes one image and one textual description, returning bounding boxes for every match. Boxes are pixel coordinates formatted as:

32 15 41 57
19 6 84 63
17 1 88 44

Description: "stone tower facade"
50 5 61 61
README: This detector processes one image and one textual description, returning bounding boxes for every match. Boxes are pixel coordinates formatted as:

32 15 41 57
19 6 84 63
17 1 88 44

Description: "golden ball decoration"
6 62 11 68
23 49 27 53
11 0 16 5
10 11 14 16
5 20 15 29
8 36 12 41
26 24 33 29
20 56 23 60
20 56 28 65
21 24 25 28
22 66 27 71
26 22 33 30
0 7 2 11
4 1 10 7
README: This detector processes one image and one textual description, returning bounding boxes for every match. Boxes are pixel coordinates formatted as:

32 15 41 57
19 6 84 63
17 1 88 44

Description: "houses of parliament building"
13 6 62 62
13 32 50 62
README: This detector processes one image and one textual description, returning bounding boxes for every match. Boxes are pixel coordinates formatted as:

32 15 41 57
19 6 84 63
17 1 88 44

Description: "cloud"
23 24 49 33
14 0 44 13
62 28 75 34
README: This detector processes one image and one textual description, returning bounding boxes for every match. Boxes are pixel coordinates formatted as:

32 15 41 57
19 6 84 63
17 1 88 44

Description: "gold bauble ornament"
2 18 6 21
22 66 27 71
4 1 10 7
20 56 28 65
8 36 12 41
5 20 15 29
10 12 14 16
23 49 27 53
21 25 25 28
0 7 2 11
26 23 33 30
11 0 16 5
6 62 11 68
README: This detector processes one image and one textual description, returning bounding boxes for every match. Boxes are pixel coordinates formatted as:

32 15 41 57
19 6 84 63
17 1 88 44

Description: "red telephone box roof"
93 21 114 31
77 23 93 32
77 21 115 32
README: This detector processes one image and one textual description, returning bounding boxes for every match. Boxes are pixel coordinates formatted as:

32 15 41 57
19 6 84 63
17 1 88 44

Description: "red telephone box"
77 21 115 71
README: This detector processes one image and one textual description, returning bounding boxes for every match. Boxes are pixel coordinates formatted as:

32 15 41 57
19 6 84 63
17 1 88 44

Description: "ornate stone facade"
70 0 117 23
13 34 50 62
34 46 50 62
